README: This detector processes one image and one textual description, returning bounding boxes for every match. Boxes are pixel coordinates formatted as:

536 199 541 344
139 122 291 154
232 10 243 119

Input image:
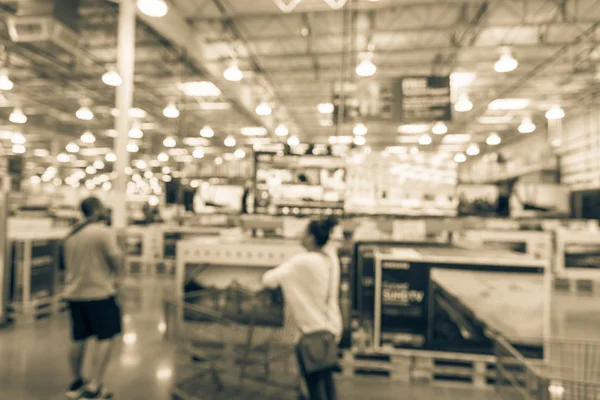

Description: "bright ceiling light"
450 72 476 88
129 108 147 119
353 135 366 146
478 116 514 125
518 117 536 133
9 107 27 124
137 0 168 17
353 123 368 136
546 105 565 120
127 142 139 153
10 132 26 144
66 142 80 153
162 166 171 174
81 130 96 144
234 148 246 159
224 136 236 147
33 149 49 157
356 58 376 77
136 160 148 170
398 124 430 134
255 102 272 116
275 124 289 137
486 132 502 146
241 126 267 136
157 152 169 162
432 121 448 135
488 98 531 111
418 134 432 145
214 157 223 165
455 93 473 112
200 125 214 138
163 136 176 148
85 165 97 175
102 68 122 87
93 160 105 170
12 144 25 154
129 124 144 139
318 103 334 114
286 136 301 147
177 81 221 97
162 102 179 119
0 71 14 91
105 152 117 162
442 134 472 144
57 152 70 163
494 48 519 73
76 106 94 121
466 143 480 156
223 60 243 82
454 153 467 163
192 148 205 159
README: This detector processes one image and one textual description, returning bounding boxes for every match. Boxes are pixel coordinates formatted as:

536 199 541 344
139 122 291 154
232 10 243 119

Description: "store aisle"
0 278 500 400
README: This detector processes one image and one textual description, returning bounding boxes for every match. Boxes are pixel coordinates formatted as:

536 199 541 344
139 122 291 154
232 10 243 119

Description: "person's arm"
262 257 299 288
102 229 124 278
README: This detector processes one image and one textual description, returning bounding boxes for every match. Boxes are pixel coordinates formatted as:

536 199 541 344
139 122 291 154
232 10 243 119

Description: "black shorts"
68 297 122 341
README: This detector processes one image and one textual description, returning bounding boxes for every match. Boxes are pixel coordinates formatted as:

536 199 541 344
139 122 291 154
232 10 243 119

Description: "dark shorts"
68 297 122 341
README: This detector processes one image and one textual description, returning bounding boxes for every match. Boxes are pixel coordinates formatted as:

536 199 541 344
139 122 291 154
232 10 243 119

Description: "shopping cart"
163 286 301 400
492 332 600 400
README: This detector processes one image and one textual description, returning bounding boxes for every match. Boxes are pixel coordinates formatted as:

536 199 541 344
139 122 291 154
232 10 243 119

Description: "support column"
113 0 136 230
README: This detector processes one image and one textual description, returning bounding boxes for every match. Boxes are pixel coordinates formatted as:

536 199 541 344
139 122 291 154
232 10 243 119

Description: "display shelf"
554 228 600 280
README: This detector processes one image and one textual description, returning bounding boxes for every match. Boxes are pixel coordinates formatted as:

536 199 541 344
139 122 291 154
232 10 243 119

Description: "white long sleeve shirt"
262 249 343 342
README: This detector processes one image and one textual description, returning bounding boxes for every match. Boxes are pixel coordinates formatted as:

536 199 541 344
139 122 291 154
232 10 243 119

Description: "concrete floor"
1 278 597 400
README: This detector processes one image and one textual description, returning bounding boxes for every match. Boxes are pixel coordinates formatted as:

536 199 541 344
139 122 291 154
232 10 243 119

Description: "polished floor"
0 278 597 400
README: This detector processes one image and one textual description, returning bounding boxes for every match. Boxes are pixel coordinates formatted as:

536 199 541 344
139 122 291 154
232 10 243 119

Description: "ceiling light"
129 108 147 119
127 142 139 153
144 170 153 179
275 124 289 137
93 160 105 170
177 81 221 97
546 105 565 120
418 134 432 145
488 98 531 111
10 132 25 144
318 103 334 114
163 136 176 148
356 58 376 77
66 142 80 153
86 166 97 175
486 132 502 146
466 143 480 156
234 149 246 159
30 175 41 185
0 71 14 91
129 124 144 139
478 116 514 125
450 72 476 88
33 149 49 157
137 0 168 17
518 117 536 134
353 135 366 146
455 93 473 112
192 148 205 159
157 152 169 162
454 153 467 163
214 157 223 165
105 152 117 162
9 107 27 124
432 122 448 135
255 102 272 116
183 137 209 147
161 166 171 175
76 106 94 121
287 136 300 146
102 68 122 87
162 174 172 183
353 123 368 136
223 60 243 82
200 125 214 138
57 152 70 163
241 126 267 136
106 129 118 138
442 134 471 144
224 136 236 147
494 48 519 73
397 135 420 144
135 160 148 170
12 144 25 154
328 136 353 145
398 124 429 134
162 102 179 119
81 131 96 144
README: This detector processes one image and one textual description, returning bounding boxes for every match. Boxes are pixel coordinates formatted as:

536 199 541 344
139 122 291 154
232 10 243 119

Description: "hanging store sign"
392 76 452 123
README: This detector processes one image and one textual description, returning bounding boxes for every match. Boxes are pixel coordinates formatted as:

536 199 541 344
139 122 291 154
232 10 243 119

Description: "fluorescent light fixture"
328 136 353 145
163 136 176 148
450 72 476 88
137 0 168 17
255 102 272 116
86 165 97 175
12 144 25 154
157 152 169 162
198 102 231 110
356 58 376 77
234 149 246 159
81 131 96 144
177 81 221 97
57 152 70 163
494 48 518 73
477 116 514 125
224 136 236 147
454 153 467 163
127 142 139 153
129 124 143 140
9 108 27 124
486 132 502 146
102 67 121 87
130 108 147 119
200 125 215 138
33 149 49 157
223 60 243 82
287 136 300 146
397 136 421 144
432 122 448 135
455 93 473 112
546 105 565 120
466 143 480 156
398 124 430 134
0 71 14 91
182 137 209 147
353 135 366 146
93 160 105 170
192 148 205 159
318 103 334 114
169 148 187 156
275 124 289 137
442 134 471 144
241 126 267 136
488 98 530 111
76 106 94 121
163 102 179 119
418 134 432 145
105 152 117 162
162 175 172 182
353 123 368 136
518 117 536 134
10 132 26 144
66 142 80 153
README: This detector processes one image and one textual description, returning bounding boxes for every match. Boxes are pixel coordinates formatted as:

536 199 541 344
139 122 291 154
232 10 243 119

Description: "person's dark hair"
307 215 339 248
80 196 103 218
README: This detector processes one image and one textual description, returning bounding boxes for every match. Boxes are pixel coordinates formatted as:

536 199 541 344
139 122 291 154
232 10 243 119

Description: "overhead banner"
393 76 452 123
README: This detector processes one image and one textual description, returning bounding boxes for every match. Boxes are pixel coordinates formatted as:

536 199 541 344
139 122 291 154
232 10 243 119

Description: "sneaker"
65 378 86 399
79 387 113 399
